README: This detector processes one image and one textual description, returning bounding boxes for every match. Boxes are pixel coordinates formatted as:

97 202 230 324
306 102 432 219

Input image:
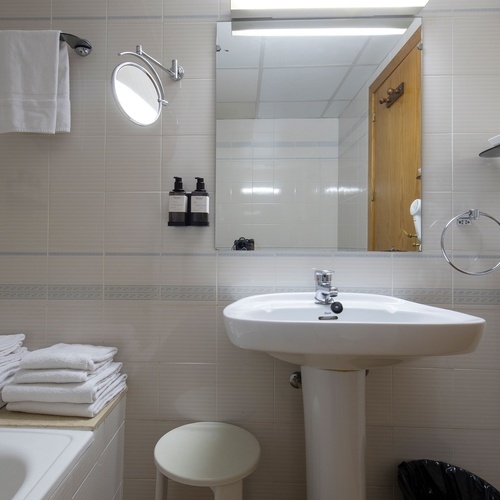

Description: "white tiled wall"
216 118 339 249
1 1 500 499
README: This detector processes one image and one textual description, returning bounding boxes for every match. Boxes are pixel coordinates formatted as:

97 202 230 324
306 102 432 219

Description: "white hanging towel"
0 30 70 134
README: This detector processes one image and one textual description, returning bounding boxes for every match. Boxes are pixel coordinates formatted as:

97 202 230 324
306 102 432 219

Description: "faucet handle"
314 269 334 287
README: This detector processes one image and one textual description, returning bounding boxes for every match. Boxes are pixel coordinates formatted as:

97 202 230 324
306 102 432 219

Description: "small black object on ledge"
232 237 254 251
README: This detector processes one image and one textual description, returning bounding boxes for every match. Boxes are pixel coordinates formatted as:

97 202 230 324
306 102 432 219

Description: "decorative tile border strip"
0 17 52 21
0 284 497 306
393 288 452 305
48 285 103 300
50 252 103 257
218 286 274 302
453 289 500 305
0 284 46 300
107 15 162 21
104 285 160 301
274 286 312 293
339 287 393 296
0 252 47 256
161 286 216 302
453 8 500 13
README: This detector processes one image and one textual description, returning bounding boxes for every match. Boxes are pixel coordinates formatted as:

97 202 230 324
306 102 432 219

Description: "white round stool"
154 422 261 500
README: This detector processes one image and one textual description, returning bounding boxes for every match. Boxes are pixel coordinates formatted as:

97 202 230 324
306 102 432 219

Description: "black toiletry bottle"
190 177 209 226
168 177 188 226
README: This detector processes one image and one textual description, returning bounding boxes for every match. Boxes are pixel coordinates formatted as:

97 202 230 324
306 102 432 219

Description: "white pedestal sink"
223 292 485 500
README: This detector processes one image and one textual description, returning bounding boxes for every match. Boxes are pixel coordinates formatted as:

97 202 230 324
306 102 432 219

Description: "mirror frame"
111 61 162 126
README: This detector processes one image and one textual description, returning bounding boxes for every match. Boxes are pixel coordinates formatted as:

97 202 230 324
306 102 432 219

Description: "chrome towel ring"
441 209 500 275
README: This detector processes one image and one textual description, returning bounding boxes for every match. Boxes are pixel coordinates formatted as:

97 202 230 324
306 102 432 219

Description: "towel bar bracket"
60 33 92 57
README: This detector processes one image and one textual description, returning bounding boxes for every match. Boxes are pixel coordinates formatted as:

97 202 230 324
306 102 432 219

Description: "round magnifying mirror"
111 61 162 126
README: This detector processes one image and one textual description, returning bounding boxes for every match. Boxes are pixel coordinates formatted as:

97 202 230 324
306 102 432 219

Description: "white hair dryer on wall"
410 199 422 243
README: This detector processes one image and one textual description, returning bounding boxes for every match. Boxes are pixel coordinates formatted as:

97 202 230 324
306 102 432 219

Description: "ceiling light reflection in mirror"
230 0 429 18
231 18 413 38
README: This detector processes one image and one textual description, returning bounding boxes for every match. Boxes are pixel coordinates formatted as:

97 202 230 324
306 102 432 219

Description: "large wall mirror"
215 19 422 251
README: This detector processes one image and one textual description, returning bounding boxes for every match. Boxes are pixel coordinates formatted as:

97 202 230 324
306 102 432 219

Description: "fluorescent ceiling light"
233 27 406 37
231 0 429 19
231 0 428 8
232 18 413 37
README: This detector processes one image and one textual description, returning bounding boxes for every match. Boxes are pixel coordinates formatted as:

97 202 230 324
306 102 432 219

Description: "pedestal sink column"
301 366 366 500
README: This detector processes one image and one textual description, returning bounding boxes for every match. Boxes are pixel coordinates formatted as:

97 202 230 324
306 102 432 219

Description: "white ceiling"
216 21 404 119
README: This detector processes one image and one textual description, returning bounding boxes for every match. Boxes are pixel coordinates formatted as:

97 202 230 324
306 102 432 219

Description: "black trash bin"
398 459 500 500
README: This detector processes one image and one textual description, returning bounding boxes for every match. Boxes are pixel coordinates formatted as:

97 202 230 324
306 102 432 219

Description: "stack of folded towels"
2 343 127 418
0 334 28 409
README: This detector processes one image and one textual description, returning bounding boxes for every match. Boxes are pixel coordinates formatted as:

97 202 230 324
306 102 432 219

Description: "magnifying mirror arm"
132 45 184 81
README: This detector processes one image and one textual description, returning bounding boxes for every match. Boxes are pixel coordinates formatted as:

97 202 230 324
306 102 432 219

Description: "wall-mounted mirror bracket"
119 45 184 81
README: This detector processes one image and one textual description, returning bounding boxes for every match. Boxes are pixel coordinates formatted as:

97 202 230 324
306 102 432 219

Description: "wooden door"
369 28 422 251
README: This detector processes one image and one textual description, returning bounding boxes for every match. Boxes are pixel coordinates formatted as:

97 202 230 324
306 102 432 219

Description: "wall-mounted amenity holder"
441 209 500 275
59 33 92 56
167 177 211 227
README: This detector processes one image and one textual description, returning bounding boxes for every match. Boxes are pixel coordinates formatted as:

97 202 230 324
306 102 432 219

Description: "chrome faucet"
314 269 338 304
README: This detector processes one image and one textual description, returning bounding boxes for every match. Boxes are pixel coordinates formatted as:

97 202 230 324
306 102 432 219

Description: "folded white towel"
20 343 118 371
2 362 123 404
0 334 25 356
0 30 71 134
13 359 111 384
0 360 21 383
6 374 127 418
0 347 27 367
0 375 14 409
